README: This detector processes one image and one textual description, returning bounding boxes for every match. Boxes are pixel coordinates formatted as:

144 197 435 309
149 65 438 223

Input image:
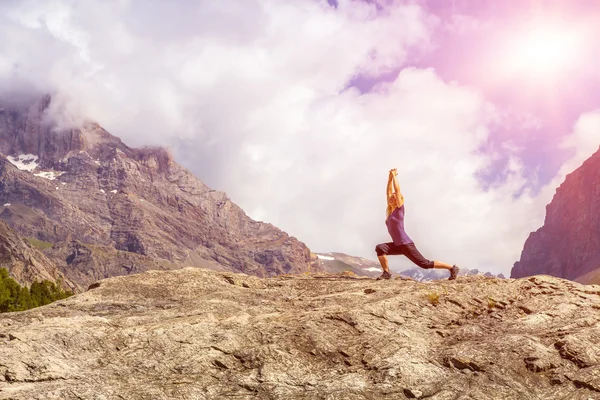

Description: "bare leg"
433 261 452 270
378 255 390 273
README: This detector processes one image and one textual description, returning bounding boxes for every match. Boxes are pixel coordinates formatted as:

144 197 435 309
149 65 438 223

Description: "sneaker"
449 265 459 281
376 271 392 280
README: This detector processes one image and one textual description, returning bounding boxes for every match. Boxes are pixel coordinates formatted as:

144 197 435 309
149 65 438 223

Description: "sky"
1 0 600 275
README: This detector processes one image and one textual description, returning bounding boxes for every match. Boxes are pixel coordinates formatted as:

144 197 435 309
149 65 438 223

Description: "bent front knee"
375 243 388 257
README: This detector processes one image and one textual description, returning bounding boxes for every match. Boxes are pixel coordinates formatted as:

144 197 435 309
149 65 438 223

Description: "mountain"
312 252 506 281
399 267 505 282
0 219 74 288
2 268 599 399
311 252 382 277
0 95 312 290
512 146 600 281
575 267 600 285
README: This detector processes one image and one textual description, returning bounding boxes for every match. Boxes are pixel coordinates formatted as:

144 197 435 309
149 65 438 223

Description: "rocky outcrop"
0 220 73 289
512 146 600 280
1 269 600 399
0 96 312 287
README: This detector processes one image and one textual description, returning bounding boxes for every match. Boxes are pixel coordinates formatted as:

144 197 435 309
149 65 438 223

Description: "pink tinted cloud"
410 0 600 185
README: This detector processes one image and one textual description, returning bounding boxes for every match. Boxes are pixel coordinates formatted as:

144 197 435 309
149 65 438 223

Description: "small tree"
0 268 73 312
15 287 32 311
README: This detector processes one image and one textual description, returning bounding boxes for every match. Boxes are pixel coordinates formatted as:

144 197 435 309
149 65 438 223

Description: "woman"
375 168 459 281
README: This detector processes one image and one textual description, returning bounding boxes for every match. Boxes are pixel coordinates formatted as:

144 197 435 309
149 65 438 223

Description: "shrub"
427 292 441 306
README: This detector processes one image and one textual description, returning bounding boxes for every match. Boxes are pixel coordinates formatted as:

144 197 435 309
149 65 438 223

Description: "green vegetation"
0 268 73 313
27 237 53 250
427 292 441 306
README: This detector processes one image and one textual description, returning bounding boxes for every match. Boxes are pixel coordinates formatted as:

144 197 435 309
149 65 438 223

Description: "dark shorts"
375 242 434 269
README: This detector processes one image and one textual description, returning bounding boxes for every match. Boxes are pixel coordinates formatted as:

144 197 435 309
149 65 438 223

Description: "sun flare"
507 24 579 78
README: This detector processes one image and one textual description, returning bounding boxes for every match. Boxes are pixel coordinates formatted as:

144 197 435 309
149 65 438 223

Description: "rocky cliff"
1 268 600 399
0 96 312 290
0 219 74 288
512 146 600 280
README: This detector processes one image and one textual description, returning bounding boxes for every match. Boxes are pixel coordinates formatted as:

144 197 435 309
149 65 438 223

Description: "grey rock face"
0 219 73 288
1 270 599 399
0 96 312 288
512 146 600 280
42 240 212 292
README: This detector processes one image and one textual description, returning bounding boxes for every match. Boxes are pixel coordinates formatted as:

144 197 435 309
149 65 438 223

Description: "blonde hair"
386 194 402 220
386 204 394 220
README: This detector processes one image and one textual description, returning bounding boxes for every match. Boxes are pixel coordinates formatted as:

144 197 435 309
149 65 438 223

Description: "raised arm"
392 171 404 208
386 170 394 200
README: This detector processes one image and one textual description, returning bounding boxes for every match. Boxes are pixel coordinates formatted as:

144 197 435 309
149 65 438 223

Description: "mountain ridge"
313 251 506 281
398 267 505 282
312 252 382 277
0 95 313 290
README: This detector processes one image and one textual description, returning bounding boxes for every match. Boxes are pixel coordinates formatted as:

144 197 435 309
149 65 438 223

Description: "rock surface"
512 146 600 280
1 269 600 399
0 219 73 289
0 96 312 289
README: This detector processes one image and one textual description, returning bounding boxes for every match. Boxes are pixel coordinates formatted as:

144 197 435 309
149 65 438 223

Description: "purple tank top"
386 205 413 245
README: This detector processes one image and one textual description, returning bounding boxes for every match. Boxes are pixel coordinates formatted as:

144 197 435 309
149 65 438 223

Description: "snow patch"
3 203 10 207
100 189 105 193
94 160 101 165
55 187 59 190
317 254 335 261
7 154 38 172
61 182 66 185
34 171 64 180
363 267 380 272
110 190 117 194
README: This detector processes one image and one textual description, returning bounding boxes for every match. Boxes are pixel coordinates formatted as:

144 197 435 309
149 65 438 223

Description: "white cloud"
241 67 551 274
0 0 589 276
556 110 600 180
520 110 600 235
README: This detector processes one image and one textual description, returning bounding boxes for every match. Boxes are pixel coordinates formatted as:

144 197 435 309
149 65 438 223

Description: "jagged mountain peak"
0 94 312 291
0 95 176 175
